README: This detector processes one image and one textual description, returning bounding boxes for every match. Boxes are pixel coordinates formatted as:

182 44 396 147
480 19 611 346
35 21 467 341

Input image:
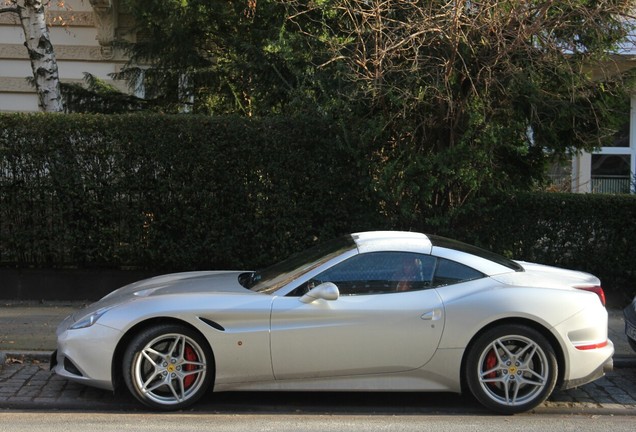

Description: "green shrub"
1 113 634 306
0 113 379 270
446 192 636 307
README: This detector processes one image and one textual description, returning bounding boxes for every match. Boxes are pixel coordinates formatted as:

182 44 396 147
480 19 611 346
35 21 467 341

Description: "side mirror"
299 282 340 304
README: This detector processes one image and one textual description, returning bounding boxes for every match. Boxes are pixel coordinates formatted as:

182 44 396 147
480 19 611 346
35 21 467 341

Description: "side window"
293 252 437 296
432 258 484 287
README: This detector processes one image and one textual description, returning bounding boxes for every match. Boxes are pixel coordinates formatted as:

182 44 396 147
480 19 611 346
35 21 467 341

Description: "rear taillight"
575 340 609 350
576 286 606 307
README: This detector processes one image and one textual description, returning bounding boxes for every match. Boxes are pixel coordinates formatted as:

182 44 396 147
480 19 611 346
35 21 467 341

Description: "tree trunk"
17 0 64 112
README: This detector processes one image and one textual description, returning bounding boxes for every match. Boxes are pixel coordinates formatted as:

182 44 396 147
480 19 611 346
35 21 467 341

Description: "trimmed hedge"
0 113 379 270
1 113 635 306
445 192 636 306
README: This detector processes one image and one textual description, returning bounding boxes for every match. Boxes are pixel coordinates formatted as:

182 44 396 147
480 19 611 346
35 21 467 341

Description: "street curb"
535 405 636 416
1 350 52 364
0 399 140 413
2 350 636 368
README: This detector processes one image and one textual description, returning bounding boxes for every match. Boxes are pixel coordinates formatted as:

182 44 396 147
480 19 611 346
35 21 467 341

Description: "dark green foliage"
115 0 316 115
445 192 636 307
1 114 635 305
284 0 636 216
60 73 154 114
66 1 635 226
0 113 379 270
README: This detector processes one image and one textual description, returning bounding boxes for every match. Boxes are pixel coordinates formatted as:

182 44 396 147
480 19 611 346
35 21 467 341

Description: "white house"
570 98 636 194
570 33 636 194
0 0 134 112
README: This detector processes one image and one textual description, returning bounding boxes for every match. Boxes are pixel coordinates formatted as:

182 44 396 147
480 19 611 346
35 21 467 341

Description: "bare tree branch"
0 6 20 14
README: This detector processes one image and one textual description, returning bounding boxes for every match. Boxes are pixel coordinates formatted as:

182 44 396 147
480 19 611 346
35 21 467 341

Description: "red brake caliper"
485 350 497 384
183 344 198 389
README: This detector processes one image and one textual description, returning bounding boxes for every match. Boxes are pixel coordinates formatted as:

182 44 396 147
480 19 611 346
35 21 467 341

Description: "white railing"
591 176 631 194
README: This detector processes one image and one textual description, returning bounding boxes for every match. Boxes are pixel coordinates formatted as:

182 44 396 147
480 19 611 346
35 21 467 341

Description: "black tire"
123 324 214 410
465 324 557 414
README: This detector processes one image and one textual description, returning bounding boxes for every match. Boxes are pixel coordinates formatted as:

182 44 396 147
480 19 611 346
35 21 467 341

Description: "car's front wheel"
465 324 557 414
123 324 214 410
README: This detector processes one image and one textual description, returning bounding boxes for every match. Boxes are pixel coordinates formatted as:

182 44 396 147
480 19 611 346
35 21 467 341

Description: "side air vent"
63 357 83 377
198 317 225 331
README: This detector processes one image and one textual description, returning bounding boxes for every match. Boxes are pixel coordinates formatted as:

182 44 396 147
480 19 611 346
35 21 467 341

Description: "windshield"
245 235 356 294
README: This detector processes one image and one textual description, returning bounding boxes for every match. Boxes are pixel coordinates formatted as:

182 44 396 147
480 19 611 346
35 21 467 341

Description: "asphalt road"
0 411 635 432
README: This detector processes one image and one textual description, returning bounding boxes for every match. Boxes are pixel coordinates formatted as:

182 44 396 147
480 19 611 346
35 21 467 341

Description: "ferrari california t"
51 231 613 414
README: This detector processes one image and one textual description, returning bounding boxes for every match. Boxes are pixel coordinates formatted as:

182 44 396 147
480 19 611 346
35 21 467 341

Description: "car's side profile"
51 231 613 414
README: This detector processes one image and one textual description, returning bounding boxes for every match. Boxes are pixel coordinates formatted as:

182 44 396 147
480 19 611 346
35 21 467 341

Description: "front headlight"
70 306 113 330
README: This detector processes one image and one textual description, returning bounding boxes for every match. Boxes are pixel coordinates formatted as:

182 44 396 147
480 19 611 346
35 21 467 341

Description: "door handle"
421 309 442 321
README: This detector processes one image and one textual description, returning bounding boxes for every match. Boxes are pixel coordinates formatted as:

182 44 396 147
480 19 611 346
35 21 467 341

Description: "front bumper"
50 350 57 370
50 316 122 391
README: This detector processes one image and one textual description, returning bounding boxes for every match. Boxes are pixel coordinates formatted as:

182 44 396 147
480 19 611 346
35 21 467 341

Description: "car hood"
491 261 600 288
73 271 255 318
102 271 252 301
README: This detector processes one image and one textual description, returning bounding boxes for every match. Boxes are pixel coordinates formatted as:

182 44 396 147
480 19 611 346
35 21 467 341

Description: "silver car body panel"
52 231 613 395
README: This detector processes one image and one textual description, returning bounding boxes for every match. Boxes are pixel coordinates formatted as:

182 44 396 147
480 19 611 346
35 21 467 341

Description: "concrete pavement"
0 301 84 353
1 300 635 413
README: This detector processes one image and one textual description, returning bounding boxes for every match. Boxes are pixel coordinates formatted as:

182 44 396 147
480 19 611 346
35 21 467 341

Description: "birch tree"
0 0 63 112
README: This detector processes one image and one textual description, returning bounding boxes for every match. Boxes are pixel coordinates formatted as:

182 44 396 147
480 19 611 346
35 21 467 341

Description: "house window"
607 122 630 148
591 154 631 193
571 95 635 194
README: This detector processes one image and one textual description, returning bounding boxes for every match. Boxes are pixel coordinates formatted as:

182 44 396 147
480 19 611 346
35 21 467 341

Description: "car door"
270 252 445 380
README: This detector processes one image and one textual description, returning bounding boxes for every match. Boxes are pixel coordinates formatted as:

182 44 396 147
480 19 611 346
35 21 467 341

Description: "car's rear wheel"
123 324 214 410
465 324 557 414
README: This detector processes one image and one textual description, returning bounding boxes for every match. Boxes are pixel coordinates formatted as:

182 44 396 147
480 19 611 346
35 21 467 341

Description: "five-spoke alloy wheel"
466 324 557 414
123 324 214 410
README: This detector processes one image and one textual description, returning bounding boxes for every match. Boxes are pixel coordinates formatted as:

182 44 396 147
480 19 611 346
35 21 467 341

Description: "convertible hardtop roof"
351 231 523 274
351 231 432 254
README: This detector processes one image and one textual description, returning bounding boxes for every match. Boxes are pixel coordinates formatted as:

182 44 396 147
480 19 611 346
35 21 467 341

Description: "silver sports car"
51 231 613 414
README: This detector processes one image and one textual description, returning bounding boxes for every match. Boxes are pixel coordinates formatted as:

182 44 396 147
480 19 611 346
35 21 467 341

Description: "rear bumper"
604 355 614 373
560 333 614 391
562 352 613 389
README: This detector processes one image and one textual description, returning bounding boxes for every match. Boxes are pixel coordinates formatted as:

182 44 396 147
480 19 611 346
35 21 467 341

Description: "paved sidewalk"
0 360 633 414
0 301 635 412
0 301 84 352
